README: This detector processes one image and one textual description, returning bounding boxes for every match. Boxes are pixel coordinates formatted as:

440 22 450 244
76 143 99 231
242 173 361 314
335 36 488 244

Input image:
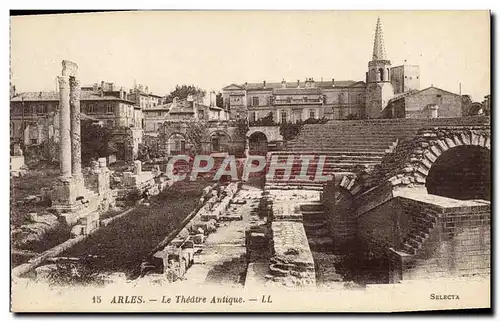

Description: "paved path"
178 185 263 288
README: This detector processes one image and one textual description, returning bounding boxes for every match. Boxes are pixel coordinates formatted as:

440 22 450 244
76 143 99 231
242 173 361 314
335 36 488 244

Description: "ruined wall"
404 87 462 118
365 125 491 192
357 197 407 258
392 198 490 281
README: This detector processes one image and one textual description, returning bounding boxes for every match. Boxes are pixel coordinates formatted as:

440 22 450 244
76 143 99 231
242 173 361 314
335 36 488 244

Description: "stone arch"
413 132 490 190
467 102 485 116
248 131 268 155
166 132 188 155
208 130 232 142
425 145 490 200
208 130 232 153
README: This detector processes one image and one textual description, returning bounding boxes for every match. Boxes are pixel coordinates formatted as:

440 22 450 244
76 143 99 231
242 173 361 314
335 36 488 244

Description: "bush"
249 112 276 126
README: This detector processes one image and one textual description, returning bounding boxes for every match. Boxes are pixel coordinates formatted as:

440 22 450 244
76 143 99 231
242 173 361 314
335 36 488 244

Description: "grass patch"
10 168 59 227
62 180 208 277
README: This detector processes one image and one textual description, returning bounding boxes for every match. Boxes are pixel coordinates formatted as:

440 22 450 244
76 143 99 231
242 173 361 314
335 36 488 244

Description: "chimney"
332 78 335 87
39 91 42 98
263 80 266 88
297 79 300 88
281 79 286 88
100 81 104 97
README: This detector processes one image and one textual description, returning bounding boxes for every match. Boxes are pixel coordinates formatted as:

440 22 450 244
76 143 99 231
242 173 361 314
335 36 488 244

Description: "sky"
10 10 490 102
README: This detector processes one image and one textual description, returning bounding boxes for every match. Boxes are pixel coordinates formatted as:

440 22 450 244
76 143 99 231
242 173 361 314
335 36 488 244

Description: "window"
252 97 259 106
106 104 114 114
303 96 308 102
250 111 256 122
157 112 162 117
309 109 316 119
437 94 442 98
157 122 163 130
106 120 114 127
357 93 364 104
281 111 287 123
36 104 47 114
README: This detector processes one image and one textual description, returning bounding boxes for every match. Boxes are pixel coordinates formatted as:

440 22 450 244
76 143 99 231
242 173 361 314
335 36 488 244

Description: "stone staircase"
265 117 490 191
402 211 439 255
300 203 334 249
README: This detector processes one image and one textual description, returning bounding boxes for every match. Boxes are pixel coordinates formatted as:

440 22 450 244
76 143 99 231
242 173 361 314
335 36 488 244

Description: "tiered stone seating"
265 116 490 190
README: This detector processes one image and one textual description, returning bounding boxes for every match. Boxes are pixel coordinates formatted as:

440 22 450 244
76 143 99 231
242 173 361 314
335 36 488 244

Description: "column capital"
69 77 81 102
62 60 78 77
57 76 70 90
69 76 80 89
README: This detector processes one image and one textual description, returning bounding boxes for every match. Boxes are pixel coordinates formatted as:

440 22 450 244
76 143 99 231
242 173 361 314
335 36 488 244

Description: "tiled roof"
11 91 136 104
273 87 321 95
388 86 460 104
227 80 360 91
169 99 195 114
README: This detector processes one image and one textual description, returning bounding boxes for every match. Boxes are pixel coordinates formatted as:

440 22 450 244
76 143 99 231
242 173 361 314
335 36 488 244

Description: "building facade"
222 17 472 121
10 82 146 160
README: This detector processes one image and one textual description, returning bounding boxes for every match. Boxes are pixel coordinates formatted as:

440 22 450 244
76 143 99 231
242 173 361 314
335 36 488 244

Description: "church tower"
365 17 394 118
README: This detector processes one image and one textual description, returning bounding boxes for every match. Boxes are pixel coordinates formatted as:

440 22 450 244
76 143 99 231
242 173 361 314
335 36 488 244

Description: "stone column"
244 136 250 158
58 76 72 179
70 77 82 179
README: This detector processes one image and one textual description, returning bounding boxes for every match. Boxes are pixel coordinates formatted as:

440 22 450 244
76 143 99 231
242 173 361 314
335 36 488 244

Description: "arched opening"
467 103 485 116
378 68 385 82
386 68 390 81
167 133 187 155
209 131 231 153
248 131 268 155
426 145 490 200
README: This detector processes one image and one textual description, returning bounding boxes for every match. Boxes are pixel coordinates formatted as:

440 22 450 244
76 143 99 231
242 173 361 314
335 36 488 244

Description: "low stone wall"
356 188 490 283
151 182 240 281
266 198 316 288
267 221 316 288
388 192 490 282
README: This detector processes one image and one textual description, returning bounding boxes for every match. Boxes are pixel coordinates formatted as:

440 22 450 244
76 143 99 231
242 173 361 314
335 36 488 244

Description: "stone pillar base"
50 177 80 214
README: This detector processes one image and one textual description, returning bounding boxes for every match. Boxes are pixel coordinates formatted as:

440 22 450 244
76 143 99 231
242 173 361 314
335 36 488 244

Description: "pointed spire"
372 17 387 61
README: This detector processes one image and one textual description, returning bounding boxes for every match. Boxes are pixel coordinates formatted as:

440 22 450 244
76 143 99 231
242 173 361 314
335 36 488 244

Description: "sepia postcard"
10 10 491 312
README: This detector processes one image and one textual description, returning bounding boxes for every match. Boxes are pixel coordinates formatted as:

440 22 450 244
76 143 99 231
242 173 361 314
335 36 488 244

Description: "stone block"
98 157 107 168
445 137 456 148
424 151 437 163
134 160 142 175
436 139 448 152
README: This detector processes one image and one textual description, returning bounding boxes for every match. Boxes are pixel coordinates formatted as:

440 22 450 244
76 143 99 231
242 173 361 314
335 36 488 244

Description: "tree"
165 85 206 103
81 120 111 165
250 112 276 126
184 121 209 154
234 117 249 140
215 92 224 108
